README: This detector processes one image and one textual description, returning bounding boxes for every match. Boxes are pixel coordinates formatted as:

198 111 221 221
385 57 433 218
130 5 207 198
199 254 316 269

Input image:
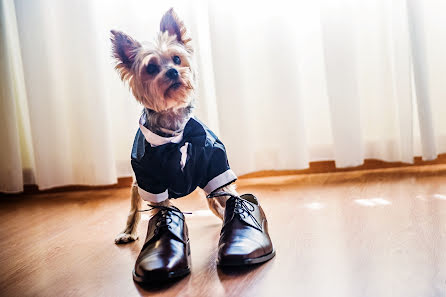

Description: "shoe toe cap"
218 238 265 263
135 249 188 280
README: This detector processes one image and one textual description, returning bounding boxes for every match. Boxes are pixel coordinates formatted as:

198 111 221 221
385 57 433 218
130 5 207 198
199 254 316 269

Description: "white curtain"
1 0 445 193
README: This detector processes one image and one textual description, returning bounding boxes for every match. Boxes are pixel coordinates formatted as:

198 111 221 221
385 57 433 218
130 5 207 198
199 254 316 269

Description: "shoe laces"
138 205 190 234
207 191 262 230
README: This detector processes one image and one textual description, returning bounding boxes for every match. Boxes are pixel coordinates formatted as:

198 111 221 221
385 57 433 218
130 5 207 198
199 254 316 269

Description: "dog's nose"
166 68 179 80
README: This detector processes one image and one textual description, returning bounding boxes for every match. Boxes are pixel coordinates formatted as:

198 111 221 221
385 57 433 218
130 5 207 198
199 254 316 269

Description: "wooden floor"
1 165 446 297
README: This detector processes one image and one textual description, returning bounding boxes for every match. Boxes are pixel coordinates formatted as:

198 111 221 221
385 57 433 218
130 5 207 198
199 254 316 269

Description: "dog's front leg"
206 183 238 220
115 181 141 244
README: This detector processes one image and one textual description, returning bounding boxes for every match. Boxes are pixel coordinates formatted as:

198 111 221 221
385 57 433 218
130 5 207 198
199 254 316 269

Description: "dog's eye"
172 56 181 65
146 64 159 75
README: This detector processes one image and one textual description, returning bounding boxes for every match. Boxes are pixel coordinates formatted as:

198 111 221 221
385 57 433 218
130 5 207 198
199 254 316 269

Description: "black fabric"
131 117 236 199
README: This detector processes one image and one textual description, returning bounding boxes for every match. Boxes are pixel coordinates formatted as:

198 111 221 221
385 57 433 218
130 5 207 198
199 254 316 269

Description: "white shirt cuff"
203 169 237 194
138 187 168 202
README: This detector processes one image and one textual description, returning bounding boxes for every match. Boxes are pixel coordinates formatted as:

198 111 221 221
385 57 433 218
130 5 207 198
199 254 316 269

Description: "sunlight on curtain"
1 0 445 193
0 0 35 192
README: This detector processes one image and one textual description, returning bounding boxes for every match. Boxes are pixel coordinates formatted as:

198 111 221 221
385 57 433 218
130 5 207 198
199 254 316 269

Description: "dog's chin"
162 83 192 111
164 82 184 98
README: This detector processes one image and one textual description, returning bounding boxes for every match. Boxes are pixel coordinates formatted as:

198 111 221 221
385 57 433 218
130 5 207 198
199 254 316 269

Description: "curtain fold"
0 0 35 192
320 0 364 167
407 0 437 161
1 0 445 193
12 0 118 190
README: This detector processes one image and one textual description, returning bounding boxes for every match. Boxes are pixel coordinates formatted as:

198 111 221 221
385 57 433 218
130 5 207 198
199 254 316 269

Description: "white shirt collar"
139 114 184 147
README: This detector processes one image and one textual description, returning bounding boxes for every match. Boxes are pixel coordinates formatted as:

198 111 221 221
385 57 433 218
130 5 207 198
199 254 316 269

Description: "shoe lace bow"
138 205 190 234
207 191 262 230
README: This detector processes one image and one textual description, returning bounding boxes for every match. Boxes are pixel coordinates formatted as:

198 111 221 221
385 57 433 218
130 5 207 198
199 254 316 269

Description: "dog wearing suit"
111 8 274 284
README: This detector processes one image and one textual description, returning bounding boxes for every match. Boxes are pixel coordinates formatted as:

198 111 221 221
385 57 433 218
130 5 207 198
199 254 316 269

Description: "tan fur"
110 10 196 113
160 8 192 52
115 180 173 244
206 183 238 220
115 181 141 243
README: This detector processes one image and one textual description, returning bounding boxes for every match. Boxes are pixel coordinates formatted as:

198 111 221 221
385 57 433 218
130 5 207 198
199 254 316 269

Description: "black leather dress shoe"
207 192 275 266
133 205 191 283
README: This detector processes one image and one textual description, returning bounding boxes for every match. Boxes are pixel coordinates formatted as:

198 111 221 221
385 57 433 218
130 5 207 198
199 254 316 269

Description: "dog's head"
111 9 195 112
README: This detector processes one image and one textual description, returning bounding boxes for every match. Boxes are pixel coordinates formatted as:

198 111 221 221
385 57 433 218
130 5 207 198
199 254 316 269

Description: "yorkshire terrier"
111 8 274 283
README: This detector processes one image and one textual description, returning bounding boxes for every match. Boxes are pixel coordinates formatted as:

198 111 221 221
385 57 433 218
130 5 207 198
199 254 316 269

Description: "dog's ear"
110 30 141 70
160 8 192 52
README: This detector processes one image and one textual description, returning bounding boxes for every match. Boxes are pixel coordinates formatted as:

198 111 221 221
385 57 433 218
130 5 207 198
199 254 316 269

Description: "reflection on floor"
1 165 446 297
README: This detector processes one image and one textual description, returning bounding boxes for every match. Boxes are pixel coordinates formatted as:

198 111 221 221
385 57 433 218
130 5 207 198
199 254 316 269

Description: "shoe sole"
132 241 191 284
132 266 191 284
217 249 276 267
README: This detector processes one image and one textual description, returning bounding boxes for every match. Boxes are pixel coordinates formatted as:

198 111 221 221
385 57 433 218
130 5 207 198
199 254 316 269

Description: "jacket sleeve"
131 129 168 202
201 139 237 194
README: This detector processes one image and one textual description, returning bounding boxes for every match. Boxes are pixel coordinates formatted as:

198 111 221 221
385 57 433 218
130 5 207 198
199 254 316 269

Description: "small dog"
111 8 238 244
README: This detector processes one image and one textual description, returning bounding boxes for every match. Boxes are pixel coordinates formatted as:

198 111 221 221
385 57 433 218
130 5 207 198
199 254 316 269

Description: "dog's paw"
114 233 138 244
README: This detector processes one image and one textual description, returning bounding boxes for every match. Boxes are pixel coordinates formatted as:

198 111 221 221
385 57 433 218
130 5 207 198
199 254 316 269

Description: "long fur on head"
111 8 196 126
